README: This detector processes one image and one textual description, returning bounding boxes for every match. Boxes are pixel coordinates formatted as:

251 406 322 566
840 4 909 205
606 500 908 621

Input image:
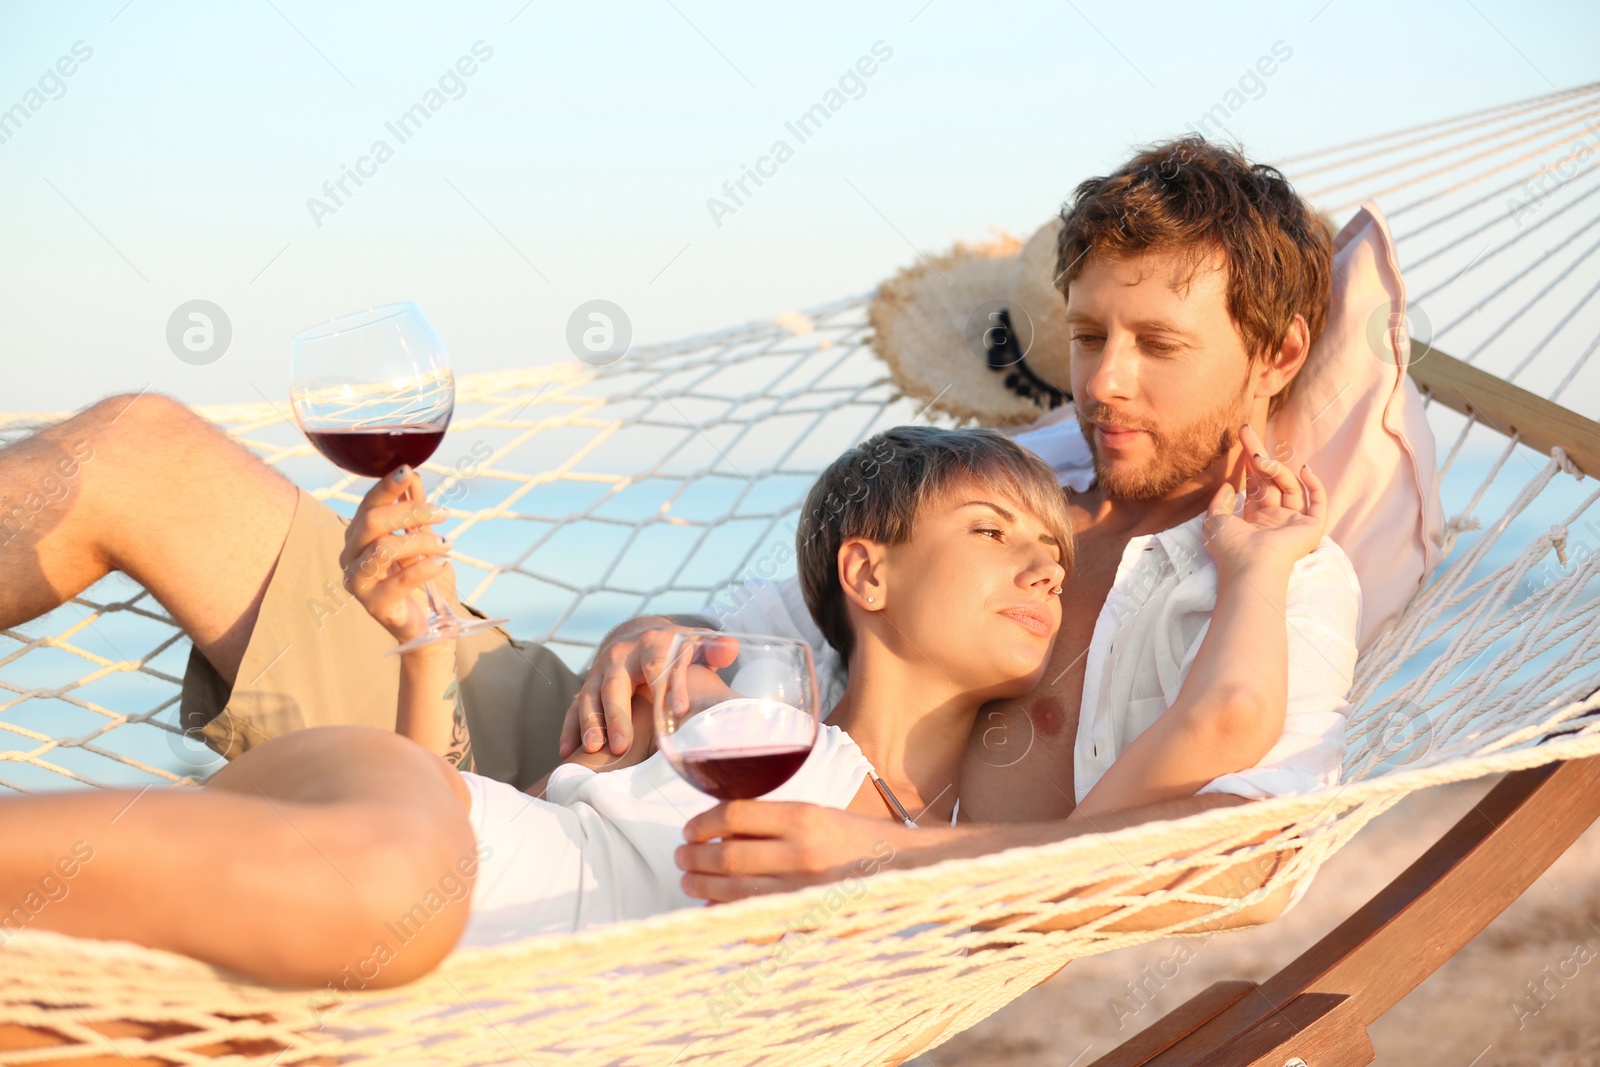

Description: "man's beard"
1076 383 1249 501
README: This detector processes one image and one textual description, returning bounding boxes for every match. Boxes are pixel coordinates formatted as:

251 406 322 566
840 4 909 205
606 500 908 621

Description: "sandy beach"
928 775 1600 1066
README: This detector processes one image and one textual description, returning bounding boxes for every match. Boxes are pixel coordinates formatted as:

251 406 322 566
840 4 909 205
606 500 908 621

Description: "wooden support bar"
1407 340 1600 478
1196 993 1373 1067
1093 754 1600 1066
1089 982 1259 1067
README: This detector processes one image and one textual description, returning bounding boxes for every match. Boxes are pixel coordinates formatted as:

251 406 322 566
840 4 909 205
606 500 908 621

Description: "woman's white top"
459 724 873 947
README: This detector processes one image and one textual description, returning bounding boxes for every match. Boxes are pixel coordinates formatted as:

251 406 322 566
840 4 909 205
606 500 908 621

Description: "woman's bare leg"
0 726 475 988
0 391 298 687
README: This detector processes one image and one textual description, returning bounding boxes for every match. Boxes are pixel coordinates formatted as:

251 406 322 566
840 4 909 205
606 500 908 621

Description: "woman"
0 427 1328 988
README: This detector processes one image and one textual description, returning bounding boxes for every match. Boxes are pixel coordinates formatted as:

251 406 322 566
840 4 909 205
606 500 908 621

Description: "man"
567 138 1357 918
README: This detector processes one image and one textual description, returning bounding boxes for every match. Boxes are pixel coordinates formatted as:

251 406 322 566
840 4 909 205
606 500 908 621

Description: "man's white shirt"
710 413 1362 804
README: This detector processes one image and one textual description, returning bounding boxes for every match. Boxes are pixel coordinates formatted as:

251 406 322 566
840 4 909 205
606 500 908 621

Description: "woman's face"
868 483 1066 700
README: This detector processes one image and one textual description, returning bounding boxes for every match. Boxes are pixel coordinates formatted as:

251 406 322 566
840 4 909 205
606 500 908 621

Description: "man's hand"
675 801 906 903
559 618 738 758
529 689 661 798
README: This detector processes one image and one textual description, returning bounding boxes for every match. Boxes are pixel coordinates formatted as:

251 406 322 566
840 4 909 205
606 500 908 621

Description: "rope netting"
3 83 1600 1066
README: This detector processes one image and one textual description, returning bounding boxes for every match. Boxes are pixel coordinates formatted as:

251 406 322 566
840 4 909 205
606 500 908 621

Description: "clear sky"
2 0 1596 412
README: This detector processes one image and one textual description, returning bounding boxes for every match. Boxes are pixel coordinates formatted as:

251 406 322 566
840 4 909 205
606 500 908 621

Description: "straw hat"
867 219 1074 427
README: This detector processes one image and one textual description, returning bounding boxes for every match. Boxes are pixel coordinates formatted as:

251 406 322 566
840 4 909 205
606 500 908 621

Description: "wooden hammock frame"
1091 343 1600 1067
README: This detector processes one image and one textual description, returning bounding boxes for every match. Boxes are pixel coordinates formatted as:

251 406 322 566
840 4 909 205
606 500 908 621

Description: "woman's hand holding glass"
289 301 507 655
339 464 454 646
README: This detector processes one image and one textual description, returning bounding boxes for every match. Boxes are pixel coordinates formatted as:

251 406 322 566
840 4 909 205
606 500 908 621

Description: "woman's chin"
943 636 1053 699
979 658 1052 701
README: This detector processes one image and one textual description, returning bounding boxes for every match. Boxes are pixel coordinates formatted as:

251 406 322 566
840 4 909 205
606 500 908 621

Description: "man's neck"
826 641 984 811
1072 478 1212 540
1074 432 1255 539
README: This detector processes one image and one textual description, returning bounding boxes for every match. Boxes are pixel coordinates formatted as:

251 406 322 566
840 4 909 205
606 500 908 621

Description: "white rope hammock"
3 83 1600 1066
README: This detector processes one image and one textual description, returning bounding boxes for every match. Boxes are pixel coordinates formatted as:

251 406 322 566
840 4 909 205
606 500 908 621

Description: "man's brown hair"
796 426 1074 661
1054 136 1333 414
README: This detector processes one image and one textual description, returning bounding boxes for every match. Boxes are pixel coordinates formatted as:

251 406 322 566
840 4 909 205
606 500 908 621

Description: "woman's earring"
867 596 876 604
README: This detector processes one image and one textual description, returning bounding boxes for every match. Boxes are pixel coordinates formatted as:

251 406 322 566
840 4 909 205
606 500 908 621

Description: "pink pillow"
1266 201 1444 652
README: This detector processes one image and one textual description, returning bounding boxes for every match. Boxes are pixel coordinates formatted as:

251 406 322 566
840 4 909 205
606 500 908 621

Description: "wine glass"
289 301 508 655
653 632 821 800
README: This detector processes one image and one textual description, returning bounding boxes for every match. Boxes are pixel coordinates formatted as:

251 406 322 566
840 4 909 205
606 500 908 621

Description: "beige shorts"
180 488 579 791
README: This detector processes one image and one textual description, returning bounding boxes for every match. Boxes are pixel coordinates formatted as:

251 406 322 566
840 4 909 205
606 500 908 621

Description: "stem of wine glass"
401 479 453 633
421 580 451 628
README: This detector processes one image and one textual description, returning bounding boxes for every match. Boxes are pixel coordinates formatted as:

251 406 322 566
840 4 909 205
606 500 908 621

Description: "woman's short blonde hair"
796 426 1074 660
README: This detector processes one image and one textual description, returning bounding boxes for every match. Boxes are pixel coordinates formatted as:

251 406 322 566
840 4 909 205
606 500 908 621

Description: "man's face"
1060 249 1256 501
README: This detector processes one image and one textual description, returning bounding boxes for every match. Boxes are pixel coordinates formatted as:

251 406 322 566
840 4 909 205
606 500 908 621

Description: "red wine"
677 745 812 800
305 426 446 477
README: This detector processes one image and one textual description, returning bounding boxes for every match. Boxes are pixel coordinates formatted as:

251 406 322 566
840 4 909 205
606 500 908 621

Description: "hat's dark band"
983 308 1070 411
